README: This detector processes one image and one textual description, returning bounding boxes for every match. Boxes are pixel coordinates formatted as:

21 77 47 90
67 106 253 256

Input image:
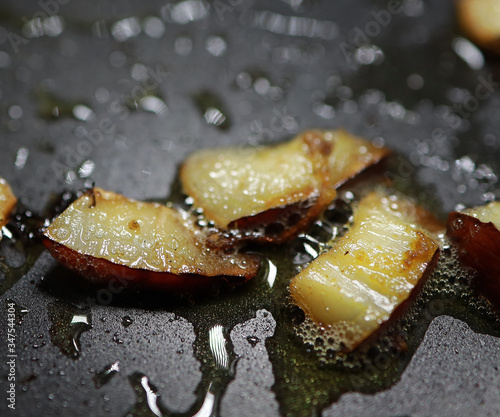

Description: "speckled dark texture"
323 315 500 417
1 0 500 416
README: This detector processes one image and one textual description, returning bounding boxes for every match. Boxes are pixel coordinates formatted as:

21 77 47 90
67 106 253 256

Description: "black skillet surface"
1 0 500 416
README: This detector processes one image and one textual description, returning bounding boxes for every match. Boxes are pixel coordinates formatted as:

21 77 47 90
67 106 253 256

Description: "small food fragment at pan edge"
43 188 261 293
180 129 390 245
457 0 500 53
0 177 17 241
289 191 442 352
447 201 500 310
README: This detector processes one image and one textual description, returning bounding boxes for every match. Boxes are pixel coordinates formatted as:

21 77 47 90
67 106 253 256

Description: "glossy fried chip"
447 201 500 309
181 129 389 244
290 191 441 352
43 188 260 292
457 0 500 53
0 178 17 240
325 129 391 188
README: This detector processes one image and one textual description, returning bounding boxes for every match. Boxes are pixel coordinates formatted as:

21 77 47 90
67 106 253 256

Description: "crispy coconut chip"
0 178 17 240
447 201 500 309
457 0 500 54
181 129 390 245
44 188 260 292
290 190 441 352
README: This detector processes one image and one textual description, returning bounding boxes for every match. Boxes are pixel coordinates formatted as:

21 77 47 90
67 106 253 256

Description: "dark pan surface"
1 1 500 416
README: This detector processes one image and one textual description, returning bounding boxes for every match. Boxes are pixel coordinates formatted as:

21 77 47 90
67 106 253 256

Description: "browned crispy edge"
43 237 260 293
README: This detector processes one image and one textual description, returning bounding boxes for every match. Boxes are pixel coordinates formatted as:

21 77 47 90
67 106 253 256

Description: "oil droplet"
191 384 216 417
209 325 229 370
192 91 231 130
122 315 134 327
14 147 29 170
143 16 165 39
111 17 141 42
93 361 120 388
125 373 166 417
35 86 90 121
113 332 124 344
167 0 209 25
205 35 227 57
48 302 92 359
246 336 260 347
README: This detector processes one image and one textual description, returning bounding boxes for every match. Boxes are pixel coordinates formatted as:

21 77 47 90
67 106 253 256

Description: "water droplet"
126 373 166 417
14 147 29 170
78 160 95 178
168 0 209 25
193 91 231 130
72 104 95 122
122 316 134 327
354 45 384 65
48 302 92 358
111 17 141 42
246 336 260 347
113 332 124 344
8 105 23 120
143 16 165 38
139 96 168 117
205 35 227 57
407 73 424 90
93 361 120 388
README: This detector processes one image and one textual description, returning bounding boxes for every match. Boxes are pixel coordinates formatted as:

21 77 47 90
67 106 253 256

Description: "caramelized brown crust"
181 129 390 246
324 129 392 188
209 192 330 246
43 238 254 293
447 211 500 309
182 130 336 245
43 188 261 293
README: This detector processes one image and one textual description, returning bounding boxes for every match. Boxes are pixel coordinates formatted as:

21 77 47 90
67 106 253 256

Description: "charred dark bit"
84 185 97 208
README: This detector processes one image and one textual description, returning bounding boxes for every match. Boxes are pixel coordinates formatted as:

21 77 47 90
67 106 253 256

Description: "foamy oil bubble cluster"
294 233 500 366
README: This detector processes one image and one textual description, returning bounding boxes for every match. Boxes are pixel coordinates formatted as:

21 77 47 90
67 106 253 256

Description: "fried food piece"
290 191 441 352
0 178 17 240
447 201 500 309
43 188 260 293
180 130 389 244
325 129 390 188
457 0 500 53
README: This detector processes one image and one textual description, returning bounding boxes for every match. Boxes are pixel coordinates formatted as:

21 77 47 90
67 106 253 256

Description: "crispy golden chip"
290 191 441 351
44 188 260 292
181 129 389 244
0 178 17 239
457 0 500 53
447 201 500 309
